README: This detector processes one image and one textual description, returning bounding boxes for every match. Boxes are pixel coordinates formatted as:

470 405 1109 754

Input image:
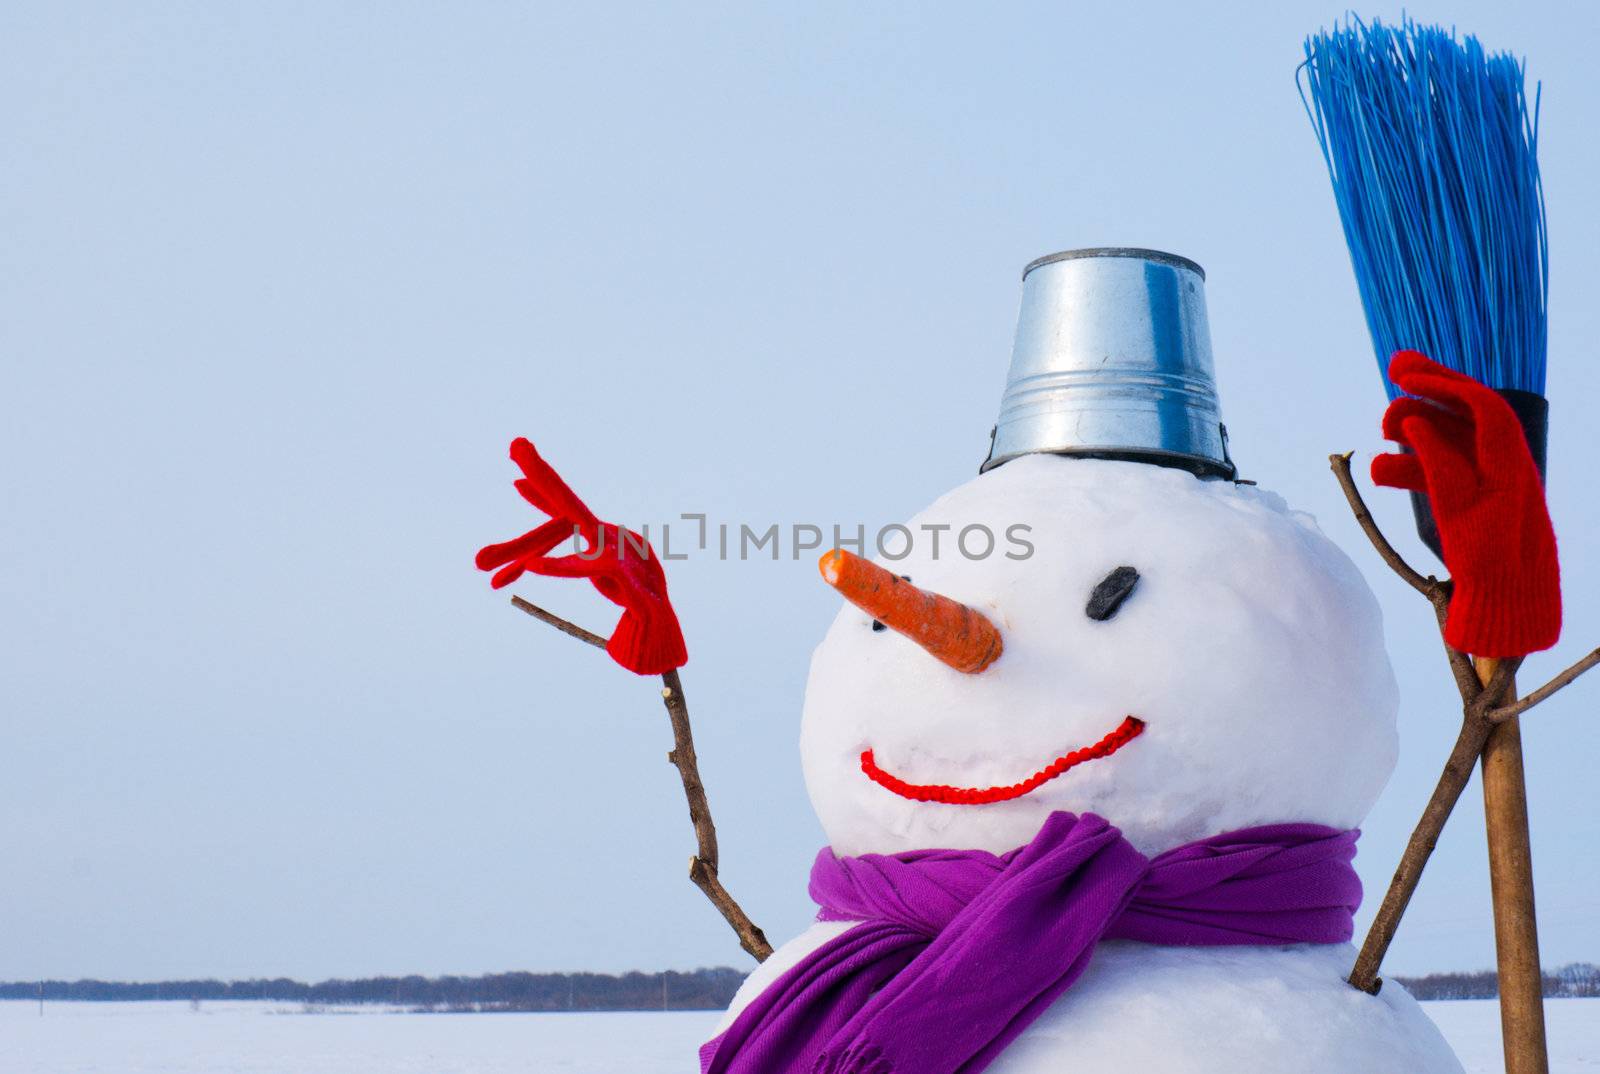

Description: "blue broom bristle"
1300 17 1548 398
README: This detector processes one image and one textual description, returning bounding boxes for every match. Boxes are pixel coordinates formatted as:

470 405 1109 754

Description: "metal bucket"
981 248 1235 479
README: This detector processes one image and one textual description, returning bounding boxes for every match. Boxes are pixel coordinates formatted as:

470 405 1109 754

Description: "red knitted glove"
1372 351 1560 657
476 438 688 675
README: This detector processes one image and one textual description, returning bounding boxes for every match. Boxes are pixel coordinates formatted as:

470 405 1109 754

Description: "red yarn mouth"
859 716 1146 805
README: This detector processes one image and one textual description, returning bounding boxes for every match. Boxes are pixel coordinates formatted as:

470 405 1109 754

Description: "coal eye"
1085 566 1140 621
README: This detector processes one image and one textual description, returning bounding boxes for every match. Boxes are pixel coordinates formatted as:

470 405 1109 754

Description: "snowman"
699 249 1465 1074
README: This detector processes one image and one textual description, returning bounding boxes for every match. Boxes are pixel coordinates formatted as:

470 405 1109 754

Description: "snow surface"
1428 1000 1600 1073
0 1000 1594 1072
802 454 1399 858
0 1001 715 1073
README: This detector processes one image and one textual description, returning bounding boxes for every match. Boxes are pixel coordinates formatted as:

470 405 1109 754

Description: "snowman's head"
800 455 1398 857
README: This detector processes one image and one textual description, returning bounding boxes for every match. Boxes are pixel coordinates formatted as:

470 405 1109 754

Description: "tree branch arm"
1489 646 1600 723
508 596 773 961
511 595 608 648
1328 453 1437 596
1347 713 1497 993
662 670 773 961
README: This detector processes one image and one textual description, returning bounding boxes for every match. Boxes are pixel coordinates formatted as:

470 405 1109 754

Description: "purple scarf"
701 812 1360 1074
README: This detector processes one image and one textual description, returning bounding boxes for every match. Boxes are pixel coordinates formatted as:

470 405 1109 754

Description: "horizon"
9 958 1600 986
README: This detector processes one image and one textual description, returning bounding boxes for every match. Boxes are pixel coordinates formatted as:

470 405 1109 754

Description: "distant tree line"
0 967 747 1011
10 962 1600 1009
1393 963 1600 1001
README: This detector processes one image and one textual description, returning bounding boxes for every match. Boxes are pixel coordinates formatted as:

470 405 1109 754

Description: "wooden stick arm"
1327 453 1588 1027
1330 454 1479 700
508 595 773 961
1488 647 1600 722
1329 453 1437 597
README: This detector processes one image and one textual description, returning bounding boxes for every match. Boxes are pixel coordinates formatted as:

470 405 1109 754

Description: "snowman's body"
723 928 1457 1072
718 455 1463 1073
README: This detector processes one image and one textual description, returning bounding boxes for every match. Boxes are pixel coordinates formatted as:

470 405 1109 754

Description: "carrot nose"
818 549 1003 673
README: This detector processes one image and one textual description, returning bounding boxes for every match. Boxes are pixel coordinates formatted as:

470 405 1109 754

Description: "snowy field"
1425 1000 1599 1073
0 998 1594 1072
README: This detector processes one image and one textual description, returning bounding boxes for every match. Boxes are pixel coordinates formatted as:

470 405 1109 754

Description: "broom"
1301 18 1551 1074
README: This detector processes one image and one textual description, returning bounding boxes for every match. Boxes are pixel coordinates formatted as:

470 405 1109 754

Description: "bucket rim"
1022 247 1205 282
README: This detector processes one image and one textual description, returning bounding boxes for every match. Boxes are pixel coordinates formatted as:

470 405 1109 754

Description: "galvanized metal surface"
982 248 1235 479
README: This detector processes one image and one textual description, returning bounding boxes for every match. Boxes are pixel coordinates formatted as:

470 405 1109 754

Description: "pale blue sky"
3 1 1597 982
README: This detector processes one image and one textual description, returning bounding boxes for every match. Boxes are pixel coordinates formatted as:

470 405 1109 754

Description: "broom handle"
1475 657 1549 1074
